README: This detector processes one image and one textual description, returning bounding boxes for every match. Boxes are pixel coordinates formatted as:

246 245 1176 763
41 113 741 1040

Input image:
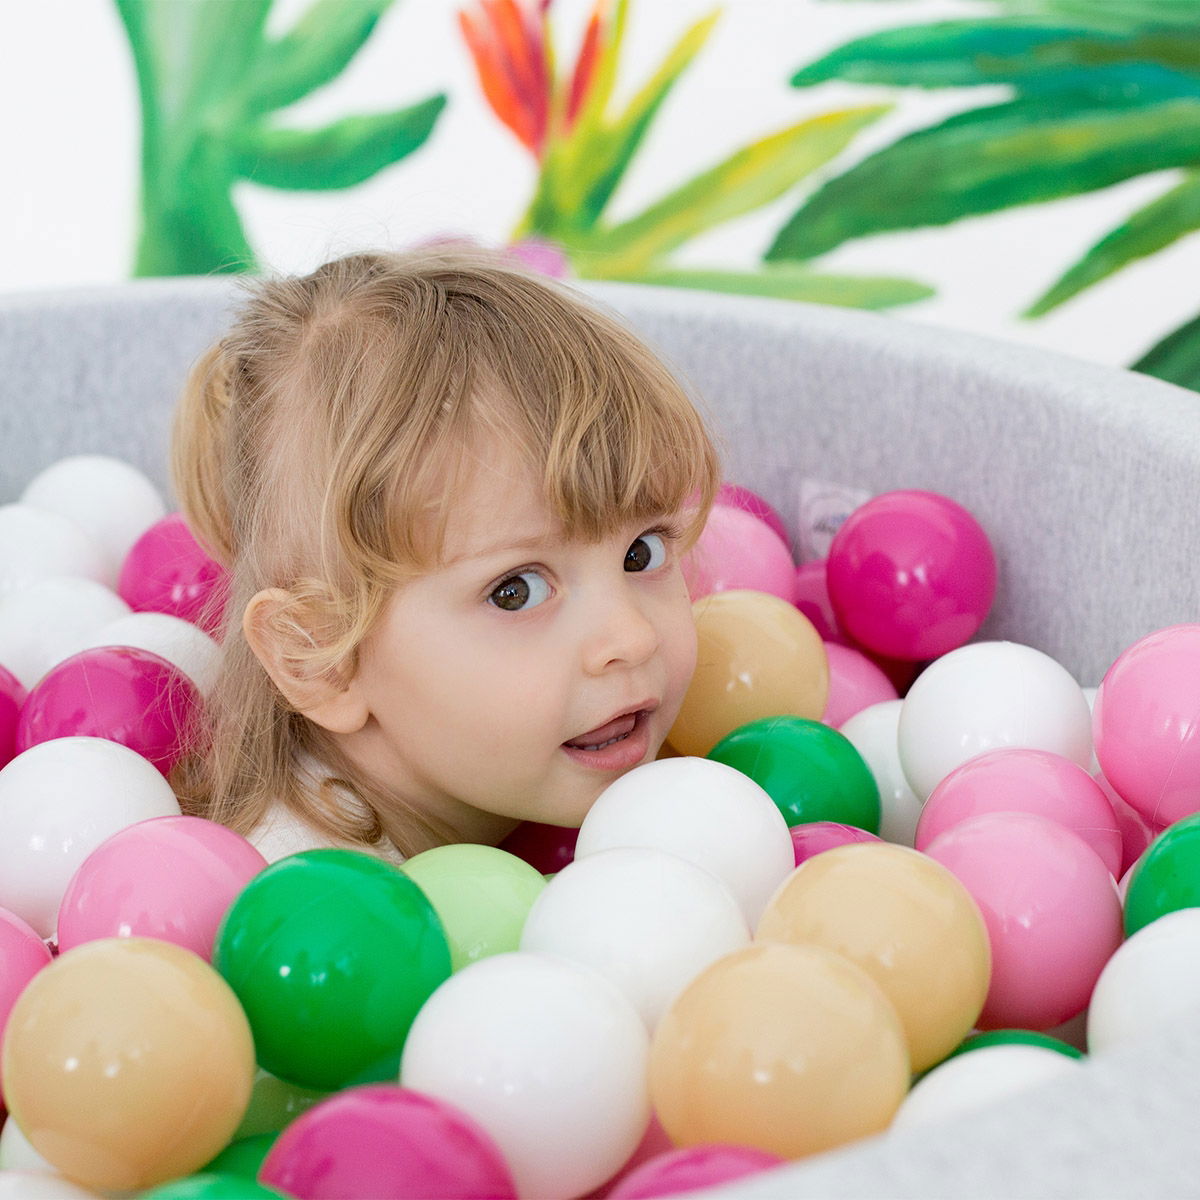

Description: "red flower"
459 0 607 159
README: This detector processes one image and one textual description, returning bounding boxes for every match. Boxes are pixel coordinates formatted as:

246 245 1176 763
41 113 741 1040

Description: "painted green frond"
768 94 1200 261
116 0 271 130
231 96 447 190
1133 309 1200 390
557 10 720 227
1026 170 1200 315
596 263 934 309
245 0 396 116
791 18 1200 91
592 106 890 273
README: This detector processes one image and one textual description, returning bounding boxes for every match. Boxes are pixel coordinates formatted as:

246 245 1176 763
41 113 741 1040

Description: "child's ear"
243 588 369 735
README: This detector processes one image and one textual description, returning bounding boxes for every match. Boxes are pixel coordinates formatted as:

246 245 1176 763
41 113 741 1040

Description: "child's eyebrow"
441 530 557 568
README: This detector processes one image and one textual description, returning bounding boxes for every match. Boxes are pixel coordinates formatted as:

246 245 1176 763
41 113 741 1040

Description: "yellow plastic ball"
669 590 828 757
649 942 909 1158
3 937 255 1192
757 843 991 1073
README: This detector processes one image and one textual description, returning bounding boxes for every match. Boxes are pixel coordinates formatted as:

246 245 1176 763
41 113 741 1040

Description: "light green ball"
402 843 548 971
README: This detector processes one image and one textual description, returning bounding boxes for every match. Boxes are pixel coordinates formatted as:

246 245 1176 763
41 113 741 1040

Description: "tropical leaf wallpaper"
7 0 1200 389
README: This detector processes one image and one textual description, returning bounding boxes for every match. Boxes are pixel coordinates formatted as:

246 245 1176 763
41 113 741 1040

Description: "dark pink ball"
498 821 578 874
790 821 881 868
259 1084 518 1200
17 646 201 775
826 489 996 661
118 512 230 637
0 663 27 770
608 1145 785 1200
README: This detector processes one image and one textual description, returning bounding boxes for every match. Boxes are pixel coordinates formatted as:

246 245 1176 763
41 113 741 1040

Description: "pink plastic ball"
498 821 577 875
0 663 27 770
822 642 899 728
826 490 996 661
915 749 1122 878
1096 772 1160 876
16 646 201 776
0 907 52 1086
926 811 1123 1030
608 1145 785 1200
1093 624 1200 827
57 815 267 960
794 560 843 643
790 821 881 868
683 504 798 604
259 1084 518 1200
118 512 230 638
715 483 789 548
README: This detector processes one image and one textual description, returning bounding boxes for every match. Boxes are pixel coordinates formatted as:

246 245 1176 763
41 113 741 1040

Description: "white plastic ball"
574 757 794 926
0 737 181 939
890 1044 1083 1132
0 1115 54 1173
0 577 131 689
64 610 221 695
21 455 167 587
400 951 649 1200
520 846 750 1031
1088 909 1200 1055
839 699 923 846
898 641 1092 801
0 1172 97 1200
0 504 106 596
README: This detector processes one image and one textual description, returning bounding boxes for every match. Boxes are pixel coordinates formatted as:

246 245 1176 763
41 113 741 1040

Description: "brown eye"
625 533 666 572
488 572 550 611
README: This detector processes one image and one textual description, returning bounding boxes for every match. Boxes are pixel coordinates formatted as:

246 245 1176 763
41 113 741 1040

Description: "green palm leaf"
231 96 448 190
589 106 889 273
1027 170 1200 314
791 18 1200 91
602 263 933 309
1134 309 1200 390
541 8 720 231
769 93 1200 262
245 0 396 116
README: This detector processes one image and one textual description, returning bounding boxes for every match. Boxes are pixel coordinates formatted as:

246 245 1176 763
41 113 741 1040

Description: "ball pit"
3 278 1200 1196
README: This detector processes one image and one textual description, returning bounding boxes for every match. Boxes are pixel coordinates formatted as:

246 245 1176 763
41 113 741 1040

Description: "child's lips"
561 703 658 771
564 701 658 751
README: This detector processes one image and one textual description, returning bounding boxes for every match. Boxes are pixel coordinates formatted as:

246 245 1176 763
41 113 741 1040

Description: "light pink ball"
915 748 1122 878
682 503 797 604
794 560 843 643
926 811 1123 1030
822 642 899 729
1095 771 1160 877
715 483 789 547
0 906 52 1090
1093 624 1200 827
57 814 267 960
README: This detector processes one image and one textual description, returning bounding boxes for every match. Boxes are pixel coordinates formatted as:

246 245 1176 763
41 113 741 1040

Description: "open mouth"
564 709 645 752
561 703 658 770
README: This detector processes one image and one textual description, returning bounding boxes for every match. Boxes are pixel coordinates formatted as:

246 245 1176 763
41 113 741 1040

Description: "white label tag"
797 478 872 562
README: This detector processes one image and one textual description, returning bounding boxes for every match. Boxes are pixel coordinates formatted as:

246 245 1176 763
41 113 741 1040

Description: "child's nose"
582 590 661 675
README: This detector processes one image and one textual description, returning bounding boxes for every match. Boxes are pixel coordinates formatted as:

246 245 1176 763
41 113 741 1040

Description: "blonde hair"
170 246 721 854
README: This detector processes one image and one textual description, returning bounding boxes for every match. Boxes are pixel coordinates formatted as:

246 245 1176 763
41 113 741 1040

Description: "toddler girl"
170 247 720 864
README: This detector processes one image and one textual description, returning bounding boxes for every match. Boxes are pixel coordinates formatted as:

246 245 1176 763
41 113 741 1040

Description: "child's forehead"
439 452 559 563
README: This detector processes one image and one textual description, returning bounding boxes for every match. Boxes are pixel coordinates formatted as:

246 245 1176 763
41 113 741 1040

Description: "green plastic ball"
947 1028 1084 1062
203 1132 277 1179
233 1070 329 1140
708 715 881 832
401 843 547 971
1124 813 1200 936
214 849 451 1091
140 1172 284 1198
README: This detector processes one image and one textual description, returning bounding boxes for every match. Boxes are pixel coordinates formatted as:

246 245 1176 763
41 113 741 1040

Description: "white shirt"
248 753 407 868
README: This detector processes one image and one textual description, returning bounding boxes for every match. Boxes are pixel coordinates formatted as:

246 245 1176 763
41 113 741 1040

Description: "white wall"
5 0 1197 369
